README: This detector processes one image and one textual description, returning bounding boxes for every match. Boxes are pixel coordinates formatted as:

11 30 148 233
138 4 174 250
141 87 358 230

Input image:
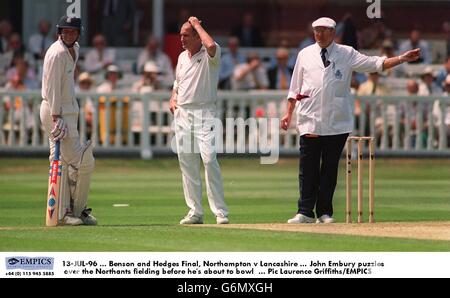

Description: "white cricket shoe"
316 215 336 224
287 213 315 224
179 215 203 225
216 215 229 224
60 215 83 226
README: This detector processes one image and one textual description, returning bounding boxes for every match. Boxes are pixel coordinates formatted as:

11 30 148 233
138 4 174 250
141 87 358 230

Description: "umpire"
281 17 420 224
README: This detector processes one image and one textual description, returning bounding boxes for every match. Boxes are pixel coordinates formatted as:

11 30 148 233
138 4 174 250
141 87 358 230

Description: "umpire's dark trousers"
297 133 349 218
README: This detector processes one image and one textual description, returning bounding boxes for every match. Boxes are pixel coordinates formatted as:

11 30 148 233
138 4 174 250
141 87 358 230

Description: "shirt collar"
58 37 79 49
190 45 205 59
58 37 79 60
316 41 335 54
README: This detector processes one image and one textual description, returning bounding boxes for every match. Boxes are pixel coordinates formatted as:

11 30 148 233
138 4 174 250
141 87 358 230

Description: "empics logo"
66 0 81 18
6 257 54 270
366 0 381 19
7 258 20 265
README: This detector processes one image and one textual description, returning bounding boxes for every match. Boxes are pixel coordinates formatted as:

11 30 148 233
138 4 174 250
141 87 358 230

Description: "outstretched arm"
383 48 421 71
188 16 217 57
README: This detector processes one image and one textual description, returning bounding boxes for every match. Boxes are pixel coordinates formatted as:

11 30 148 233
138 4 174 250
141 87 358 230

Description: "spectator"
335 13 358 49
0 20 13 54
432 74 450 145
357 72 390 96
131 61 167 142
132 61 161 93
267 47 293 90
28 20 54 61
97 64 122 93
76 72 95 92
357 72 392 144
4 33 35 71
97 65 129 145
407 79 419 95
416 67 440 148
84 34 116 74
0 21 14 85
266 47 294 121
435 56 450 87
298 24 315 50
3 73 34 142
350 72 361 95
442 22 450 58
399 29 432 64
100 0 135 46
231 12 264 47
137 36 174 89
76 72 95 139
379 39 405 78
360 18 391 49
219 36 245 89
232 51 268 90
167 8 190 34
293 24 315 69
404 79 421 148
418 66 441 95
6 57 38 89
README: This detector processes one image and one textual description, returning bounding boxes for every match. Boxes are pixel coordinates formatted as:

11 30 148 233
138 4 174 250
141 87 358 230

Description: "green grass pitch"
0 158 449 251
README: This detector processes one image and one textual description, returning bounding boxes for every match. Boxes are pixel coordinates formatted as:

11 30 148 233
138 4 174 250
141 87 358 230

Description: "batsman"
40 16 96 226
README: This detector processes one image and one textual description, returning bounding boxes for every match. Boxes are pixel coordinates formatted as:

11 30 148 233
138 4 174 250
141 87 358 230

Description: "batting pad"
69 141 95 217
58 160 72 221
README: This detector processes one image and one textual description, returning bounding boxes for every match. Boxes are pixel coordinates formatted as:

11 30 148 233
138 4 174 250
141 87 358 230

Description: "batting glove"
51 118 68 142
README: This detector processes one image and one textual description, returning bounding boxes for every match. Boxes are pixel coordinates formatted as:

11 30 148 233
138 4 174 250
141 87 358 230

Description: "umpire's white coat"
288 42 386 136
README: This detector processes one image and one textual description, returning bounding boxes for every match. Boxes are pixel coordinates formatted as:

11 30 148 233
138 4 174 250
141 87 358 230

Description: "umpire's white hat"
312 17 336 29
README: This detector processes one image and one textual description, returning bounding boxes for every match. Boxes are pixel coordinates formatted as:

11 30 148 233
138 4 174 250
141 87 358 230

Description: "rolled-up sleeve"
350 48 387 73
207 42 221 66
287 53 304 100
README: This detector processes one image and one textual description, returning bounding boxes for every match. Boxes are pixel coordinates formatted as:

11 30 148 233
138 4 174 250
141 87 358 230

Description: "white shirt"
174 43 221 106
432 92 450 126
219 51 246 81
28 33 54 57
288 42 386 136
137 50 174 88
96 81 116 93
84 48 116 73
41 38 79 116
231 63 269 90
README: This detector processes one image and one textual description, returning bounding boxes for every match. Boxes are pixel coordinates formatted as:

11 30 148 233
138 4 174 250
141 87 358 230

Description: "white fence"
1 90 450 158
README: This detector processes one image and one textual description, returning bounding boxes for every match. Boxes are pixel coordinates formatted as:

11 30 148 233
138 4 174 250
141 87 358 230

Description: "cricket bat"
46 141 61 226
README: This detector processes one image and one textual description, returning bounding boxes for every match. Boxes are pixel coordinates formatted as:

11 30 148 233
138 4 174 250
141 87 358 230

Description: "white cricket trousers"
174 105 228 218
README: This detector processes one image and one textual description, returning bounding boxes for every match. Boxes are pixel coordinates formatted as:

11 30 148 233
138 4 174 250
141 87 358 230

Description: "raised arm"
188 16 217 57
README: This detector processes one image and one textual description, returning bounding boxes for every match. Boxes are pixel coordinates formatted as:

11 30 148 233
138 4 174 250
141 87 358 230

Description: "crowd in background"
2 10 450 148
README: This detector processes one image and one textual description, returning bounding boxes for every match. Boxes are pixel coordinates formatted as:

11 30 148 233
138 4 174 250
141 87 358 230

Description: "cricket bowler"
170 16 229 225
